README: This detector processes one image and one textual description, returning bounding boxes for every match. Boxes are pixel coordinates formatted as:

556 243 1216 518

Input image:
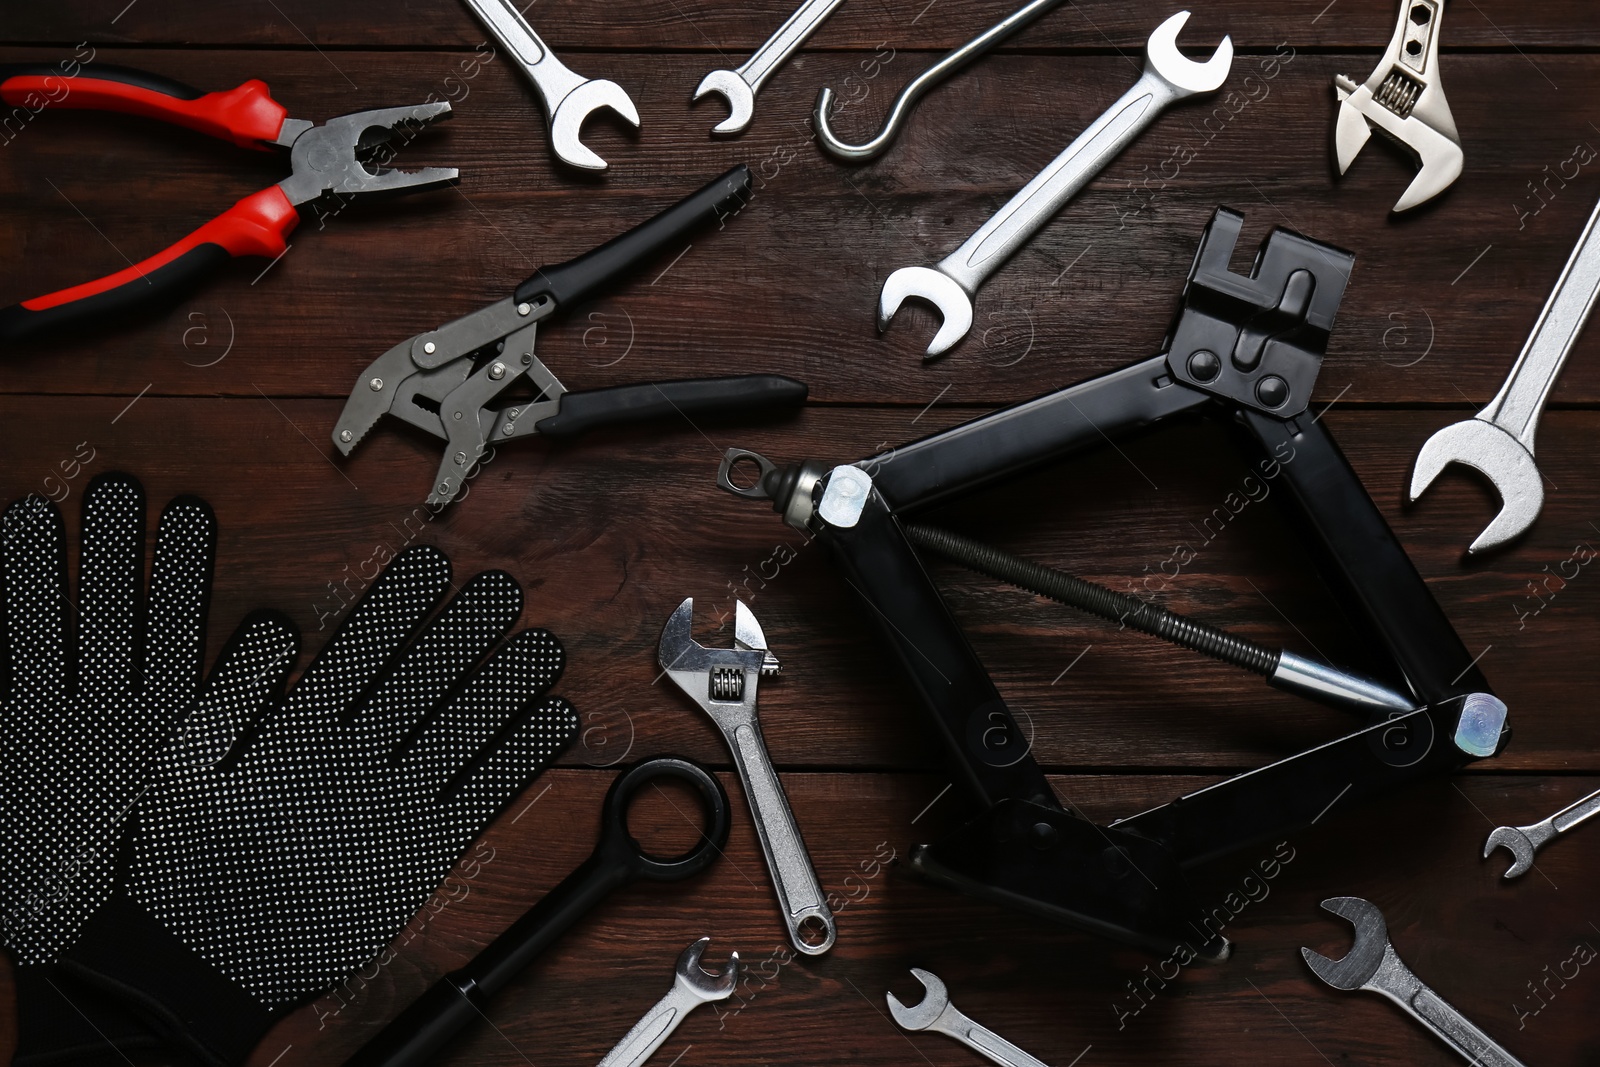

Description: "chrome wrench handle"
1369 945 1526 1067
738 0 848 94
462 0 586 115
934 71 1176 294
1479 194 1600 454
1522 786 1600 848
597 983 704 1067
930 1006 1051 1067
721 716 836 955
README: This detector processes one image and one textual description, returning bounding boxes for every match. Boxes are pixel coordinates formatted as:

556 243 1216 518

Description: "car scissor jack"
714 208 1509 960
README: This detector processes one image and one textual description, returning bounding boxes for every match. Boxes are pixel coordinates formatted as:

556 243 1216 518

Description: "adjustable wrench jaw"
657 598 779 725
1409 418 1543 555
1334 0 1462 212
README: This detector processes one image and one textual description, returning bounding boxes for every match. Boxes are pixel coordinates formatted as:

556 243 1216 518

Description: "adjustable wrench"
888 968 1050 1067
878 10 1232 358
597 938 738 1067
1303 897 1526 1067
1484 786 1600 878
1334 0 1462 212
1410 192 1600 553
462 0 639 171
694 0 847 136
658 598 836 955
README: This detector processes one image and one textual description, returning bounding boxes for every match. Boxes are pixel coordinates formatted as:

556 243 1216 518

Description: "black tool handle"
533 374 807 438
344 851 632 1067
513 165 752 311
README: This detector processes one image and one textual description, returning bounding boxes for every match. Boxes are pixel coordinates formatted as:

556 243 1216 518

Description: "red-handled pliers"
0 64 457 342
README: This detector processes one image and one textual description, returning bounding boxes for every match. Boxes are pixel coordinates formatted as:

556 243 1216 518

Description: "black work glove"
57 545 578 1065
0 474 225 1064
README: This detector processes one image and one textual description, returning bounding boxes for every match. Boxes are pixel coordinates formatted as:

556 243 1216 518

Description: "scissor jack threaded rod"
904 523 1278 675
904 524 1418 715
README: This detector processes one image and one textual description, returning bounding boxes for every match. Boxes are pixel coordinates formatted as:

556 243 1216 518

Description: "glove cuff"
57 888 275 1067
12 963 165 1067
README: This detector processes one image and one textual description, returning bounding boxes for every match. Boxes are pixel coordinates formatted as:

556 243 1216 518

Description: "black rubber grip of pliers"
513 165 753 311
533 374 807 438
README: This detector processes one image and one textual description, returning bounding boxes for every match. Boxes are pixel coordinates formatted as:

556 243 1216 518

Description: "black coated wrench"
346 756 731 1067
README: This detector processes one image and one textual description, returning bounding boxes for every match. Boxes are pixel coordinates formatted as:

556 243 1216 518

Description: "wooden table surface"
4 2 1600 1064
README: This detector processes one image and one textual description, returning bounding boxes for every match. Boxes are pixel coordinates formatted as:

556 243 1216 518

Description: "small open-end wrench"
1484 787 1600 879
1410 192 1600 553
695 0 847 136
1302 897 1527 1067
462 0 639 170
1334 0 1462 212
658 597 837 955
597 938 738 1067
887 968 1050 1067
878 10 1232 358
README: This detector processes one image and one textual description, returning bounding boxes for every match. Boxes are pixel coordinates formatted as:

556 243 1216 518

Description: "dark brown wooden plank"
4 50 1600 406
6 770 1585 1067
0 397 1593 774
3 0 1599 51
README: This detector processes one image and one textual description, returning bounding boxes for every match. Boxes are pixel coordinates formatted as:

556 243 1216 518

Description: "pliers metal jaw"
0 64 456 342
332 165 808 506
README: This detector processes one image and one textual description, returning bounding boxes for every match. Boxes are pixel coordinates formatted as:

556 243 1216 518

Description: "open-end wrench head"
886 968 950 1030
693 68 756 136
1145 11 1233 95
1409 419 1544 554
1483 826 1536 879
1301 897 1388 990
676 937 740 1001
549 79 640 172
878 266 974 358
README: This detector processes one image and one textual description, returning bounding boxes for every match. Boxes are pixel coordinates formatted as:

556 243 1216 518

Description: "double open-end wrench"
1334 0 1462 212
1303 897 1527 1067
694 0 847 136
597 938 738 1067
1410 193 1600 553
658 598 837 955
878 10 1232 358
1484 787 1600 878
887 969 1050 1067
462 0 639 171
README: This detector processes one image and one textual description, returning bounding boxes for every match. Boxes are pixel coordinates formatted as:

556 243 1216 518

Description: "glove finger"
402 627 566 797
1 492 68 710
355 570 523 755
288 545 450 724
74 474 146 709
140 494 217 713
446 695 578 820
156 611 299 776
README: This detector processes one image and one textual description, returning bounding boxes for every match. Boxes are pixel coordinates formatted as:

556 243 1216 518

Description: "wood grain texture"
1 1 1598 1065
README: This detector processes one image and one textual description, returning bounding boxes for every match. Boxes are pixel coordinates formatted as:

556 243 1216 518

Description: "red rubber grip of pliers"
0 72 288 150
19 187 300 314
